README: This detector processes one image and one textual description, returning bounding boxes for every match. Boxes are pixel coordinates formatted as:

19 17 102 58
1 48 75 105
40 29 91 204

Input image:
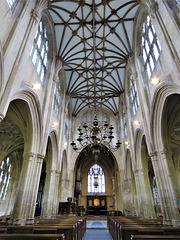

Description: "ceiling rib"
49 0 140 116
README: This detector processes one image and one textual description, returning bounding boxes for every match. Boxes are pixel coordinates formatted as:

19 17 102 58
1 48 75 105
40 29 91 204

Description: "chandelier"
70 112 121 160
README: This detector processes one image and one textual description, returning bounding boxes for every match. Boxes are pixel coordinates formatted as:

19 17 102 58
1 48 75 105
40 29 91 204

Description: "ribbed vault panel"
48 0 140 116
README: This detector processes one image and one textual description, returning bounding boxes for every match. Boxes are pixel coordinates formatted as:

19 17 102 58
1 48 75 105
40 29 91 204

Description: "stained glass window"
53 75 61 117
87 164 105 193
122 108 128 138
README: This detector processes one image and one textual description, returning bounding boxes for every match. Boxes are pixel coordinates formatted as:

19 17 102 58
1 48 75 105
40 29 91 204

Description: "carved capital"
150 1 159 19
150 151 158 161
23 152 35 161
54 59 63 76
53 75 58 83
56 170 61 176
31 9 39 24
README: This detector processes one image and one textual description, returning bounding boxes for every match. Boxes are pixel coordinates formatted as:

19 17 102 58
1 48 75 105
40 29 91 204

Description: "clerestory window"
129 75 139 116
141 15 162 79
53 75 61 118
30 20 49 83
122 108 128 138
6 0 19 9
88 164 105 193
0 157 12 200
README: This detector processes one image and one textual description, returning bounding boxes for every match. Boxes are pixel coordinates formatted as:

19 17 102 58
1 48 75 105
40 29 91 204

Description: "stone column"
41 168 58 219
159 150 180 226
11 152 34 225
133 169 143 217
25 154 44 224
54 170 61 216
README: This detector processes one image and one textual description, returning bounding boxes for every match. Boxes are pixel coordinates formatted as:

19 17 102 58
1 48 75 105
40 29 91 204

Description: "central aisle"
83 217 112 240
83 230 112 240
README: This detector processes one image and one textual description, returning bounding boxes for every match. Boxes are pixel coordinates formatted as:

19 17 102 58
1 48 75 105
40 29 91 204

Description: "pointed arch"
11 90 43 153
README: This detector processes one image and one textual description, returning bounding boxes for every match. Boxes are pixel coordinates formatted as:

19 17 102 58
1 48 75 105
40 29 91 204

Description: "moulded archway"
152 85 180 225
59 150 68 202
135 130 156 218
73 147 121 215
0 94 42 224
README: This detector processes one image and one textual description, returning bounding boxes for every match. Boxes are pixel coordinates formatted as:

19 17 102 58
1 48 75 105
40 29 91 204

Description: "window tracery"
141 15 162 79
129 75 139 116
6 0 18 9
0 157 12 200
122 108 128 138
87 164 105 193
53 75 61 118
30 20 49 82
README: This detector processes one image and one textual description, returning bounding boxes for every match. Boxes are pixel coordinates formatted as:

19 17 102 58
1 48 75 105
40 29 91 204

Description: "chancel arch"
74 148 120 216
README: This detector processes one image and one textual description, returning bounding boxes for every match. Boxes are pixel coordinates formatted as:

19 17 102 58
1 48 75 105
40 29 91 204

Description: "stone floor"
83 217 112 240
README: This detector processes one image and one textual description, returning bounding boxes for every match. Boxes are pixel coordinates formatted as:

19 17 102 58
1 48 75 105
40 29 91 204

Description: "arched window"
30 20 49 82
122 108 128 138
129 75 139 116
6 0 19 9
53 74 61 117
141 15 162 79
87 164 105 193
0 157 12 200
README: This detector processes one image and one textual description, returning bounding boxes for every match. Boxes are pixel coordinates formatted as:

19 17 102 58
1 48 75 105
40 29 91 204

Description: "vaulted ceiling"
48 0 140 116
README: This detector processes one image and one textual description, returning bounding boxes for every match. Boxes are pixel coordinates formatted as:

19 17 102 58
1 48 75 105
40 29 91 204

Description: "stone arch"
151 85 180 224
11 90 43 153
135 129 144 169
49 131 58 169
151 84 180 151
134 130 156 218
73 147 120 214
0 91 42 219
39 133 58 219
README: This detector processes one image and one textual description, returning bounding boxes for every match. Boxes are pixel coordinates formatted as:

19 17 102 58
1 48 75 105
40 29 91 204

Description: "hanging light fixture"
70 112 121 160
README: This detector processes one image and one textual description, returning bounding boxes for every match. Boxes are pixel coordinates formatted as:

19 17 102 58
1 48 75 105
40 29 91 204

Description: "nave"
0 215 180 239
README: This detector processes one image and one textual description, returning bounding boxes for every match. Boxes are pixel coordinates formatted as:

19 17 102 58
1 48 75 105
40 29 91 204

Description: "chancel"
0 0 180 239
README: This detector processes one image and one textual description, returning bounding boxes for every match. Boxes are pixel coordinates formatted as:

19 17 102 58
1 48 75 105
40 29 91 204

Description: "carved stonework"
31 9 39 24
150 1 159 19
0 119 24 159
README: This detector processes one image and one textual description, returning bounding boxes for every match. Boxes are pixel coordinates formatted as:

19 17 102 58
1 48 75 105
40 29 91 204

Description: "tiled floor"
87 220 107 229
83 218 112 240
83 230 112 240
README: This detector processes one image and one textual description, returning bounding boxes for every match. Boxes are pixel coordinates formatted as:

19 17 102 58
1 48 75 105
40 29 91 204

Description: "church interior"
0 0 180 239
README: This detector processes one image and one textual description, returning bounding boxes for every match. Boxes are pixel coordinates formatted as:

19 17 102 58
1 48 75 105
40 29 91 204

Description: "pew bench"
131 235 180 240
0 216 86 240
0 233 65 240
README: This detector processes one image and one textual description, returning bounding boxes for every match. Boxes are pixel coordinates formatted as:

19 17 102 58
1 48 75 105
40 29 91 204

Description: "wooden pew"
131 235 180 240
0 216 86 240
120 226 180 240
107 216 180 240
0 233 65 239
